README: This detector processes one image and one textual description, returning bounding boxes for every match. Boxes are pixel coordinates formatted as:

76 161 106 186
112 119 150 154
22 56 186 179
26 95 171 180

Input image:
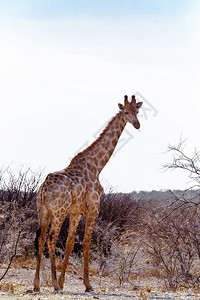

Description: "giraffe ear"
136 102 143 109
118 103 124 110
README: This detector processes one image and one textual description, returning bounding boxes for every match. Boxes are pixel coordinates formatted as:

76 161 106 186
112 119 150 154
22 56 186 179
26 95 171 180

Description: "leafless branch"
0 229 22 281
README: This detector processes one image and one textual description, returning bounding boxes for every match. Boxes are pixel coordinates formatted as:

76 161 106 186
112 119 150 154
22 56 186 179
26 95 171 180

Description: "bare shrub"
112 239 141 287
144 139 200 291
164 138 200 187
0 166 42 279
94 193 142 254
144 204 200 290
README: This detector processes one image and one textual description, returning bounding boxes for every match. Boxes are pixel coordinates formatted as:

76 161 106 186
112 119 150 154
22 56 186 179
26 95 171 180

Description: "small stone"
187 288 192 296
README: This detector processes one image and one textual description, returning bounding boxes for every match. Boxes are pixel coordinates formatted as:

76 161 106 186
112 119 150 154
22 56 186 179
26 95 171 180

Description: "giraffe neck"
71 111 127 176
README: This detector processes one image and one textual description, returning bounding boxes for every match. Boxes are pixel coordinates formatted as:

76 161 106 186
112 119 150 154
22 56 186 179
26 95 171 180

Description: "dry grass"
0 282 15 293
12 256 36 270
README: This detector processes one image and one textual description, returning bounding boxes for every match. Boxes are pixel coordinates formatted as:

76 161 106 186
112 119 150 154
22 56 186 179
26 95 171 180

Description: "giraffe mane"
70 112 120 164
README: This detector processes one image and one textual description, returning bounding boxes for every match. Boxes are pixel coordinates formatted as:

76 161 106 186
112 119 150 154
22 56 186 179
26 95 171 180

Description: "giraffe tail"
34 228 41 257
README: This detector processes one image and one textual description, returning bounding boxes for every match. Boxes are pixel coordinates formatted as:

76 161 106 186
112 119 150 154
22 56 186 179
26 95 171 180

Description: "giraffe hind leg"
46 215 65 291
34 228 41 257
58 214 81 289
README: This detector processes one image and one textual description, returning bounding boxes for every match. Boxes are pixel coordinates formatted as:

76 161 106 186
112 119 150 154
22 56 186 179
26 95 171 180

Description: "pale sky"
0 0 200 192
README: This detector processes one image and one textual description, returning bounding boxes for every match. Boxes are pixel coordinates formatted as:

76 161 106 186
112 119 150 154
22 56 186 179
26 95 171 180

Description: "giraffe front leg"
58 214 81 289
83 214 98 292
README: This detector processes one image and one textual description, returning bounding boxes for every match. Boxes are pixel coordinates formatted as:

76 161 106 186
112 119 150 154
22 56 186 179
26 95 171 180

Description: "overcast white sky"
0 0 200 192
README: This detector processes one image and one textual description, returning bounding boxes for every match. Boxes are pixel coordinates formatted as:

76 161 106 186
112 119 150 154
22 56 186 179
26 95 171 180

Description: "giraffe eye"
125 111 129 115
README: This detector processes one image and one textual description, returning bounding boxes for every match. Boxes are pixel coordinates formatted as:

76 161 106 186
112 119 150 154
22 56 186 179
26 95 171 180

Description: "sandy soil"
1 262 200 300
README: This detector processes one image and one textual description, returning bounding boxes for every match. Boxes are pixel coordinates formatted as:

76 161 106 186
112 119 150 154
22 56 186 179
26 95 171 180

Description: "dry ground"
1 258 200 300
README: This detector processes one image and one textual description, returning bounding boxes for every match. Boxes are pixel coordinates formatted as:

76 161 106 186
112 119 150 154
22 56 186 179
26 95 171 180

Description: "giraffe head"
118 95 143 129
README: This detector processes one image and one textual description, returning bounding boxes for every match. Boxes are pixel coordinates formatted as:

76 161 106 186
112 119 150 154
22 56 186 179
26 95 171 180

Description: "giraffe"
34 95 143 293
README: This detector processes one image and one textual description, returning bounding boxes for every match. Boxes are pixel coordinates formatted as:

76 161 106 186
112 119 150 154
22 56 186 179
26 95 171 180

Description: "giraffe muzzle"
133 120 140 129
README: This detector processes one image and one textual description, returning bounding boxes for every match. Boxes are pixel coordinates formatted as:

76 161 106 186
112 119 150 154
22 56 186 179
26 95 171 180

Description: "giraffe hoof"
53 289 63 294
85 286 94 292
